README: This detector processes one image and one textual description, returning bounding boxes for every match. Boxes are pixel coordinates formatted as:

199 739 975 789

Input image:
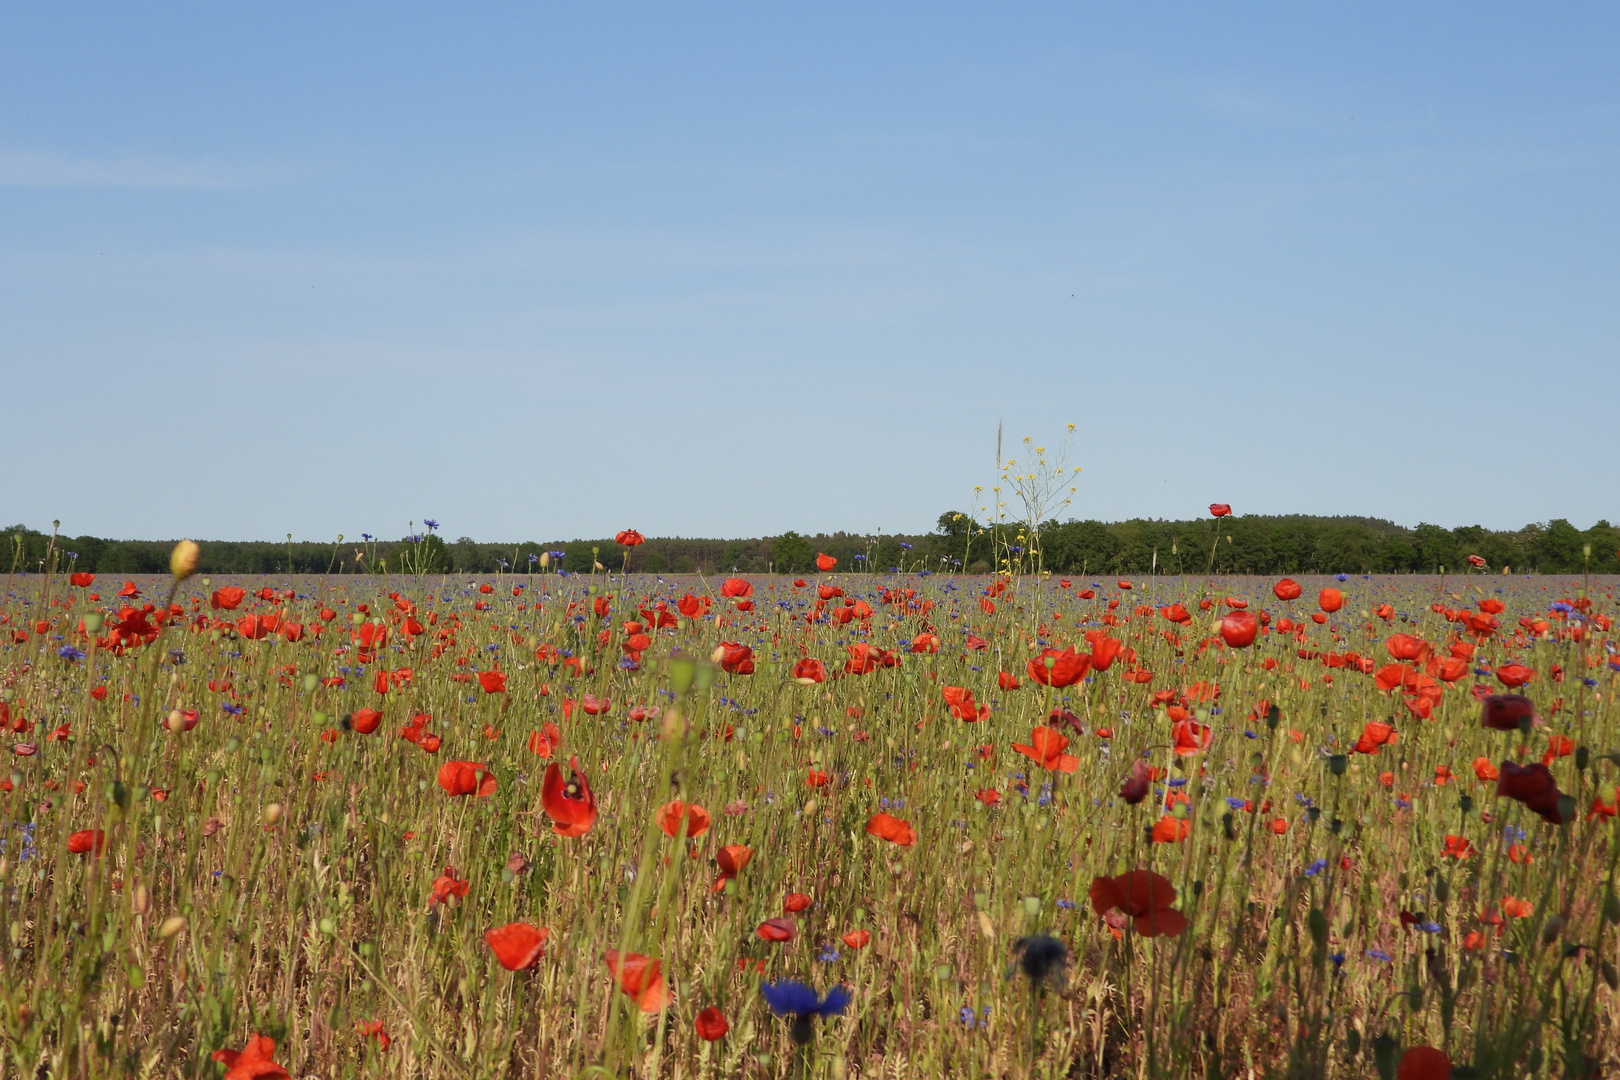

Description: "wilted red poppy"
1495 662 1534 688
815 553 837 571
211 1035 290 1080
1396 1045 1452 1080
66 829 106 856
1318 587 1344 613
792 657 827 684
477 670 508 693
541 756 597 836
1209 504 1232 517
1119 759 1151 804
1089 869 1187 937
1219 610 1257 649
1272 578 1302 601
1026 647 1089 688
720 577 753 597
437 760 497 797
1012 726 1079 772
615 530 645 547
865 811 916 846
604 950 668 1011
757 917 796 942
485 922 549 971
1481 694 1537 730
695 1007 729 1041
658 800 711 839
1497 761 1571 823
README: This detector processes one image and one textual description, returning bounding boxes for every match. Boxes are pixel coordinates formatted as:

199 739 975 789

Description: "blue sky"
3 4 1616 541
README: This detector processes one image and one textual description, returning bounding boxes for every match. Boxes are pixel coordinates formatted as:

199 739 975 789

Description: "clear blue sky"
3 4 1616 542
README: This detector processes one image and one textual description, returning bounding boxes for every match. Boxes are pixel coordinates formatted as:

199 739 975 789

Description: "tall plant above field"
994 424 1082 575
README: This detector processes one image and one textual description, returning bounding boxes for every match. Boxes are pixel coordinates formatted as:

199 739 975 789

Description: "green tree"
771 532 814 573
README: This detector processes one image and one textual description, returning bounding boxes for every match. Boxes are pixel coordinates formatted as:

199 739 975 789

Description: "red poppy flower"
1209 504 1232 517
865 811 916 846
1497 761 1570 823
615 530 645 546
997 671 1021 691
430 866 471 904
757 917 796 942
1219 610 1258 648
1318 587 1344 613
1153 815 1192 843
714 642 755 675
70 572 95 587
1012 726 1079 773
1170 719 1212 756
211 1035 290 1080
1396 1045 1452 1080
792 658 827 684
66 829 106 856
658 800 711 839
580 693 612 716
526 721 562 758
816 553 837 571
720 577 753 597
604 950 668 1011
1026 647 1089 688
1386 634 1429 661
1089 869 1187 937
844 643 897 674
347 706 383 738
1441 834 1475 859
437 760 497 797
1495 662 1534 688
1351 721 1398 755
211 586 247 611
942 686 990 722
1272 578 1302 601
1159 603 1192 625
477 670 508 694
356 1019 390 1051
541 756 597 836
694 1007 729 1041
784 892 813 913
485 922 549 971
712 843 753 891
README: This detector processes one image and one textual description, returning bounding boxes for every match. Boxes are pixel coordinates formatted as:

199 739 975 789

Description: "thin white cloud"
0 149 244 189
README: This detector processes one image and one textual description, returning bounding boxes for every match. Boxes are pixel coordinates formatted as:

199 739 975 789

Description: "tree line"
4 514 1616 579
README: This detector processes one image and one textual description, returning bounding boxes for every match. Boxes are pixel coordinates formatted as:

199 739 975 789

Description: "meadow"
1 551 1616 1079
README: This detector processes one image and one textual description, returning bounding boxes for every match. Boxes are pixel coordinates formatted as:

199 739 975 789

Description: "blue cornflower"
1305 859 1327 878
1367 949 1393 962
222 703 244 715
424 519 439 530
1550 601 1574 614
1225 797 1249 810
1334 573 1349 582
816 945 841 962
761 981 850 1043
57 645 86 661
1418 922 1442 934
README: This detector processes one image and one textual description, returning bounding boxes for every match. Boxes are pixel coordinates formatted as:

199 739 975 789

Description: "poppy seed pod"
169 540 200 580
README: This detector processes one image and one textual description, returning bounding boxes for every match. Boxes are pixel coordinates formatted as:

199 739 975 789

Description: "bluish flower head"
57 645 86 661
1225 797 1249 810
760 980 850 1018
423 519 439 530
1334 573 1349 582
1329 952 1345 967
1550 601 1574 614
1419 922 1442 934
1367 949 1393 962
1305 859 1327 878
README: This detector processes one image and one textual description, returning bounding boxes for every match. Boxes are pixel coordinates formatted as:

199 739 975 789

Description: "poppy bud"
1541 913 1567 944
131 883 150 915
263 802 284 826
83 612 104 634
157 915 187 939
169 540 200 580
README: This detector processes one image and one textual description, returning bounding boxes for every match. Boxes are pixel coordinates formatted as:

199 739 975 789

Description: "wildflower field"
3 551 1618 1079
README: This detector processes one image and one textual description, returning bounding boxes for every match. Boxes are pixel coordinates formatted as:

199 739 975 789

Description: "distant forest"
6 513 1617 579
